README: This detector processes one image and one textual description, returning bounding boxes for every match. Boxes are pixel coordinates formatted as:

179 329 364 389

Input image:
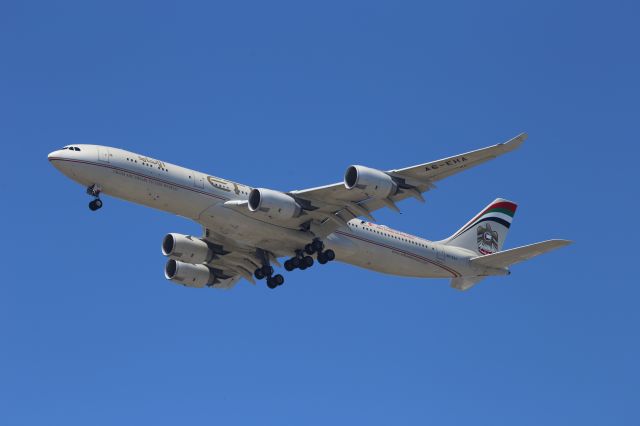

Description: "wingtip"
548 239 573 247
498 132 527 152
509 132 528 145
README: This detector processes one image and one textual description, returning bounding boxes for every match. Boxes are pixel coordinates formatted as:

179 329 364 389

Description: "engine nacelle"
164 259 214 288
162 233 213 264
344 165 397 198
248 188 302 220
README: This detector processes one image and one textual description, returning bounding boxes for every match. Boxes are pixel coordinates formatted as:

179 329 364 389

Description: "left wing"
200 227 285 286
288 133 527 236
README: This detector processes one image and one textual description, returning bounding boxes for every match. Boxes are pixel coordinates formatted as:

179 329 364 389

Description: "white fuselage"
48 145 481 279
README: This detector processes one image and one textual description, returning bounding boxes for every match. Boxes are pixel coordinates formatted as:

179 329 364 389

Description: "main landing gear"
87 184 103 211
253 262 285 289
254 239 335 290
283 239 335 271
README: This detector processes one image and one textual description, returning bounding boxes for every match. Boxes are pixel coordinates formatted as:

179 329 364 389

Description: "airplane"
47 133 570 291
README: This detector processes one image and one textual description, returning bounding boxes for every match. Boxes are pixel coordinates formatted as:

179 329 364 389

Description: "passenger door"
98 147 110 163
192 171 205 189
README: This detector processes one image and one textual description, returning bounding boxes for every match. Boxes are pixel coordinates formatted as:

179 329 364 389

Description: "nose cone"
47 149 71 175
48 150 63 168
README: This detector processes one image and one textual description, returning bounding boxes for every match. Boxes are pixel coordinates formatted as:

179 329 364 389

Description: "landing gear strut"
87 184 103 211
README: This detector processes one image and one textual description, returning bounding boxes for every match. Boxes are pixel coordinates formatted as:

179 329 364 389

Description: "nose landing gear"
87 184 103 211
89 199 103 211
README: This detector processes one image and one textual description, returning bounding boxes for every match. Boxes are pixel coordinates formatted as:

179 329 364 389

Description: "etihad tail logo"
477 223 499 255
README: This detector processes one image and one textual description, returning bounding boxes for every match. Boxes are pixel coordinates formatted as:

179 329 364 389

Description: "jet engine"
248 188 302 220
164 259 214 288
162 233 214 264
344 165 398 198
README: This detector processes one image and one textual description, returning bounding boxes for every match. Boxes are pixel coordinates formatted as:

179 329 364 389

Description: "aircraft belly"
324 232 360 260
351 248 446 277
333 232 452 278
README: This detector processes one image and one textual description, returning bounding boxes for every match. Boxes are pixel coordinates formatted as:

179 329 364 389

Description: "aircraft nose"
48 150 66 171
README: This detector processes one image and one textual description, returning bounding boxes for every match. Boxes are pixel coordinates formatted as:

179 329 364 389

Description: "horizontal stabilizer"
470 239 572 269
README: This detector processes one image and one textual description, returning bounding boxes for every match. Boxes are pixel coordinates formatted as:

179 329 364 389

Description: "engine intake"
162 233 214 264
164 259 214 288
344 165 397 198
248 188 302 220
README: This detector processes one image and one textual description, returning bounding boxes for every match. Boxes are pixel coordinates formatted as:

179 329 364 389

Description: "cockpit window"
74 147 81 151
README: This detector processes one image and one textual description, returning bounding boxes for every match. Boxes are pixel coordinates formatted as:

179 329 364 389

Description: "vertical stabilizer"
443 198 517 255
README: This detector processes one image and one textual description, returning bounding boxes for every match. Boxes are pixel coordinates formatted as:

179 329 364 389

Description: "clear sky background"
1 1 638 424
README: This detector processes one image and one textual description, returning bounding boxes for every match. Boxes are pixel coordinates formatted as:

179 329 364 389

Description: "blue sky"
1 1 638 424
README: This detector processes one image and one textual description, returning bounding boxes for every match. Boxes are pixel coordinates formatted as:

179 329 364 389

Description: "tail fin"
443 198 517 255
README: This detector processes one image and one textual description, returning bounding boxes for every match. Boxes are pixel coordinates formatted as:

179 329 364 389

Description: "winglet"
500 132 527 153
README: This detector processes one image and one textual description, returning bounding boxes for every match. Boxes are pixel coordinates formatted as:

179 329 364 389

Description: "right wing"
289 133 527 236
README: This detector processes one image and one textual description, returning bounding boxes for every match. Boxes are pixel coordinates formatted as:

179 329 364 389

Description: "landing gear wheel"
254 268 266 280
317 252 328 264
299 264 308 271
284 259 295 271
324 249 335 261
88 200 102 211
303 256 314 268
291 257 301 268
304 244 314 255
311 240 324 253
261 265 274 277
273 274 284 286
267 278 278 289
